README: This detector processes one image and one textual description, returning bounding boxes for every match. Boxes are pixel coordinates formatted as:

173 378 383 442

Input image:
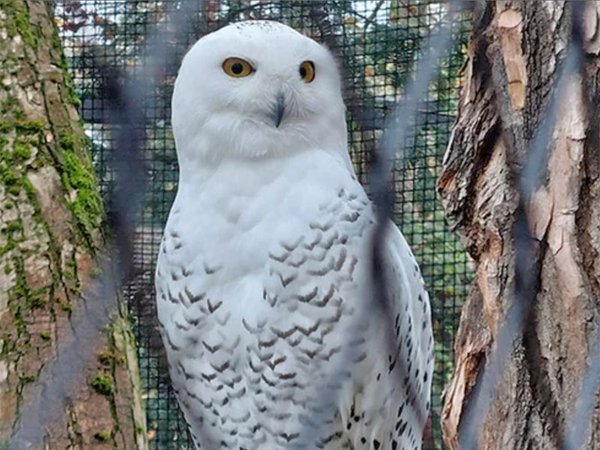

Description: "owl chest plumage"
156 152 382 448
162 19 433 450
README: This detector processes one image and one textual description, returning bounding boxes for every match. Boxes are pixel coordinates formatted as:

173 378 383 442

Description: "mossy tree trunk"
0 0 145 448
438 1 600 449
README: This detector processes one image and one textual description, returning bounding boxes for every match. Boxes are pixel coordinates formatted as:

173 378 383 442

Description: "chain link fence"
56 1 471 448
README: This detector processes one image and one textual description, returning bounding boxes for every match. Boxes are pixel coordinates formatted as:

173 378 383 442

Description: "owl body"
157 20 433 450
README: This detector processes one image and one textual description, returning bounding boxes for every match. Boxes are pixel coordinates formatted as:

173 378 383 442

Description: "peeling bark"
439 1 600 449
0 1 145 448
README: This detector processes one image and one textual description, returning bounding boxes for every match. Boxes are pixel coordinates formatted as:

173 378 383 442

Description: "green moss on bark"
93 430 112 442
90 373 115 397
59 140 104 246
0 0 39 48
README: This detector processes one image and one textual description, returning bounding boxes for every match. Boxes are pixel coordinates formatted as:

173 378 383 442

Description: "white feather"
156 20 433 450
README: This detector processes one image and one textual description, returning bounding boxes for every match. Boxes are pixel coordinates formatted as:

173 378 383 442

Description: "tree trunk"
438 1 600 449
0 1 145 448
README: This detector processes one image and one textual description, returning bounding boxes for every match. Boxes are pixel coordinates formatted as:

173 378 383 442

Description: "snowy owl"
156 20 433 450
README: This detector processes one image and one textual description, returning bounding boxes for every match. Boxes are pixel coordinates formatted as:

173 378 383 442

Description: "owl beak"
271 93 286 128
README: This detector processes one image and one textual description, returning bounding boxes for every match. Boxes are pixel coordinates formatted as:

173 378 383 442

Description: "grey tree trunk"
0 1 145 448
438 1 600 449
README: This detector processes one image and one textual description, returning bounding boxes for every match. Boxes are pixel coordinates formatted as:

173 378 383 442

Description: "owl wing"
342 222 434 450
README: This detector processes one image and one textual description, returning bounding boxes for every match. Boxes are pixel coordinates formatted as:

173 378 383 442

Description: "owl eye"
223 57 254 78
299 61 315 83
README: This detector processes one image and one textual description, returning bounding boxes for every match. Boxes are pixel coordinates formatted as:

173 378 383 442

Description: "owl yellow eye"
299 61 315 83
222 58 254 78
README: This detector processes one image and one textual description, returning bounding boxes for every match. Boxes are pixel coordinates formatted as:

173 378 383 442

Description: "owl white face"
172 21 347 165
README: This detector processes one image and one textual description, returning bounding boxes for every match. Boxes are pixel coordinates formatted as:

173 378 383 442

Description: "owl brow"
227 56 255 67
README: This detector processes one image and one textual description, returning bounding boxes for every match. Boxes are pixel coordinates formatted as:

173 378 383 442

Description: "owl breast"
156 150 378 449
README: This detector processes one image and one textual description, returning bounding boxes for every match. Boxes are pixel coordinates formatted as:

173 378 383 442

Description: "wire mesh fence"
55 1 472 448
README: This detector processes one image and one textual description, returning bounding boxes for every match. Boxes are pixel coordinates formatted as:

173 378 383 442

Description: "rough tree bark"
438 1 600 449
0 1 145 448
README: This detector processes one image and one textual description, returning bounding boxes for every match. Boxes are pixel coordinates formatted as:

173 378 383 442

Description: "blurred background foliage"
55 1 472 448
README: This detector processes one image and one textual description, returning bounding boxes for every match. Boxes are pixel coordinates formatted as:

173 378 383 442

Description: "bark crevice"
440 1 600 448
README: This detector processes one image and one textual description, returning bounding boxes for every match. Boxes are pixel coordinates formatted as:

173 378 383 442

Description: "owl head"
172 20 348 168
